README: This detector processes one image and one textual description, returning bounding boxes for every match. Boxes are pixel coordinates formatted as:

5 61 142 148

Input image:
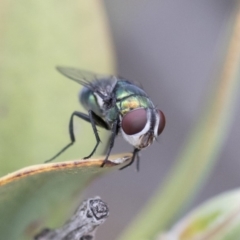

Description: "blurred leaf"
0 0 115 176
0 153 132 240
158 189 240 240
118 2 240 240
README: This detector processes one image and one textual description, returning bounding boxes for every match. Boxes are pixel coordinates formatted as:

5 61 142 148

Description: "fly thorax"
105 106 119 124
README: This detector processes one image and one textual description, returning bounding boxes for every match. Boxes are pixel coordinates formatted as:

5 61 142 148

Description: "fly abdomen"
79 87 103 117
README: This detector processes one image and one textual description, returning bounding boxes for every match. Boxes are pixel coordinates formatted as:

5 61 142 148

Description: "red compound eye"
157 110 165 135
122 108 147 135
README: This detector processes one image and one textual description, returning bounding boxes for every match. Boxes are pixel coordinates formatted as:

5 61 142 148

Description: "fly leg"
119 148 140 170
100 121 118 167
45 111 99 163
83 110 101 159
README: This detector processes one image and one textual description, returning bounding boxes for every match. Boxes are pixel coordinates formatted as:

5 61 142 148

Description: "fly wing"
56 66 117 99
117 75 144 90
56 66 99 87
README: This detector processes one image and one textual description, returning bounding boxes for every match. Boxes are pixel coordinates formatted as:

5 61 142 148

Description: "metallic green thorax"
80 79 155 127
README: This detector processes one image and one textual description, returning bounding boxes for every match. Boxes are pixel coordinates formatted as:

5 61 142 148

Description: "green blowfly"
46 67 165 170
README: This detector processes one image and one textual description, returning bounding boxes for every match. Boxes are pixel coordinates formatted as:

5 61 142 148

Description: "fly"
45 67 165 170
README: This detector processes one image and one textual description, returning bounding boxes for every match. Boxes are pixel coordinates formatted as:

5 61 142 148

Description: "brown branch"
34 197 109 240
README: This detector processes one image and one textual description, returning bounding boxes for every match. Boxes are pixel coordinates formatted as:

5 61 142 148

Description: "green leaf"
159 189 240 240
0 153 132 240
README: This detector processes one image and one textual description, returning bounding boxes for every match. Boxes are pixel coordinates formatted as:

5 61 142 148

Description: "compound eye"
157 110 165 135
122 108 147 135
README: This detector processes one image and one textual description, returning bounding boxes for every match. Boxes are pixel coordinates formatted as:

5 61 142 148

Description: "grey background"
84 1 240 239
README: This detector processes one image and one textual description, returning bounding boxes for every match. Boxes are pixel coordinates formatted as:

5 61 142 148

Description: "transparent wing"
56 66 111 87
56 66 118 99
117 75 144 90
